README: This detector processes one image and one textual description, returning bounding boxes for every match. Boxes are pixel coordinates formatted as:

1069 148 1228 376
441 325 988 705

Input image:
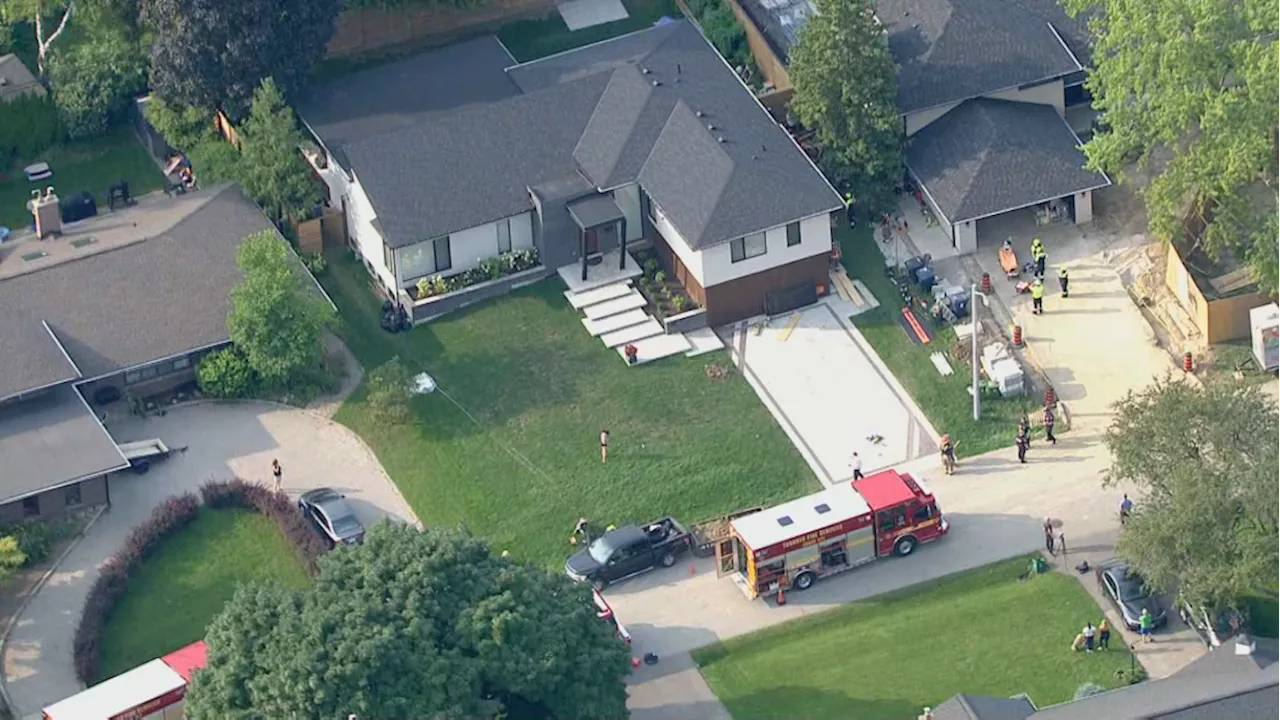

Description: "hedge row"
73 493 202 683
198 479 328 576
72 481 328 683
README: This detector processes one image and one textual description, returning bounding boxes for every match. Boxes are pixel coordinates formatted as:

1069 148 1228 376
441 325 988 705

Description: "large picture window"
497 218 512 254
397 242 434 281
730 232 767 263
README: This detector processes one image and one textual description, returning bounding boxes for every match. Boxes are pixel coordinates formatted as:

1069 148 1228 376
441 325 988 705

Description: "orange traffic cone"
776 584 787 605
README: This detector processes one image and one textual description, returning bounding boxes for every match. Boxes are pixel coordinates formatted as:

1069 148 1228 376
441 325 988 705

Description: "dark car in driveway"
298 488 365 547
1096 558 1167 631
565 516 690 590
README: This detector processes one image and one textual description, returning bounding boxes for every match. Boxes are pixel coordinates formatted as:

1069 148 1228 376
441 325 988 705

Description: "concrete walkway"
0 401 415 720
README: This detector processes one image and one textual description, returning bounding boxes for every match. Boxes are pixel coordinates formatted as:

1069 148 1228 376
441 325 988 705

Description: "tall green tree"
184 524 632 719
1066 0 1279 294
238 78 321 222
787 0 903 215
227 230 331 391
142 0 342 117
0 0 74 75
1105 377 1279 611
46 23 145 138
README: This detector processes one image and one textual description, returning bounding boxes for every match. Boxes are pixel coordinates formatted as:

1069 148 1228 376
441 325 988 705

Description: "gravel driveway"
1 400 416 720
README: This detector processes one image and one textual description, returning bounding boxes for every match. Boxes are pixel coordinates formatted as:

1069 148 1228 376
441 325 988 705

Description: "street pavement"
622 223 1197 718
0 401 418 720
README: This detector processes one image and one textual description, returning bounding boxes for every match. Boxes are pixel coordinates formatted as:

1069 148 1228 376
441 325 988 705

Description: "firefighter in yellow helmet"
939 433 956 475
1030 279 1045 315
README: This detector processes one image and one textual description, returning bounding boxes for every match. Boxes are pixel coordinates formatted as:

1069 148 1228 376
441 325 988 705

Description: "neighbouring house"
0 54 44 102
0 185 314 523
730 0 1111 254
928 635 1279 720
296 19 843 326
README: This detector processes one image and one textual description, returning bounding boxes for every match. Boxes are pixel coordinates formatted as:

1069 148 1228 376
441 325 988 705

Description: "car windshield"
1118 578 1148 602
588 537 618 565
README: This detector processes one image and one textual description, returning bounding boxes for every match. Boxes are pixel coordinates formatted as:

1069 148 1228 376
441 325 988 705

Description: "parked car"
1178 595 1246 649
593 589 632 646
298 488 365 547
1096 558 1167 631
565 516 691 589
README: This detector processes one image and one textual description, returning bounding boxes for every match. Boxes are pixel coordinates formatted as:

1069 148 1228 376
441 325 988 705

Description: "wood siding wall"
703 252 827 325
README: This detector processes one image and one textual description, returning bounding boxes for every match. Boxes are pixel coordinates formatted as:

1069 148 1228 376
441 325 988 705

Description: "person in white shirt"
1083 622 1096 653
851 452 864 479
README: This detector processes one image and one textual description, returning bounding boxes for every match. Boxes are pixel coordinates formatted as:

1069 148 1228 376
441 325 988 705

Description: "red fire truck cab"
718 469 948 599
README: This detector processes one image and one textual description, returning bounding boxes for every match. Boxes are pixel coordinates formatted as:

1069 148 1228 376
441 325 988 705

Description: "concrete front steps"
563 277 700 365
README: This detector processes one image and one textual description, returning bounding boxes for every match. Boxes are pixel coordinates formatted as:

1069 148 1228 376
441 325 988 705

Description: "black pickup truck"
565 517 691 589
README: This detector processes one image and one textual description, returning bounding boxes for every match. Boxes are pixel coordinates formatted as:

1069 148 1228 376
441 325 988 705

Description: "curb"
0 505 108 715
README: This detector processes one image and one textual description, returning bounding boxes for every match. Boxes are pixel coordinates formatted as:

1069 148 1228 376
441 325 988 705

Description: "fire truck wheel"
893 535 918 557
659 551 677 568
793 571 815 591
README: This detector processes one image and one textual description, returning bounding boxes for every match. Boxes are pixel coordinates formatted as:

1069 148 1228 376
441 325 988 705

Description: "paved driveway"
730 297 939 487
1 401 415 720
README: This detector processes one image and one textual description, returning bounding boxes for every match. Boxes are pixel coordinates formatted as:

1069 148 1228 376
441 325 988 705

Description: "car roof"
302 487 343 504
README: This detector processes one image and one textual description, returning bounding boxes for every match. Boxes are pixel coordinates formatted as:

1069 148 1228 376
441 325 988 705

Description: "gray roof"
0 385 128 505
0 185 274 397
933 694 1036 720
567 194 626 229
878 0 1084 113
327 21 840 251
0 53 45 101
296 36 520 167
906 98 1108 223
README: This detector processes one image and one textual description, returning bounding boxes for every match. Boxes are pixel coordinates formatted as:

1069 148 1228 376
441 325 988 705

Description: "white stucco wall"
953 220 977 254
698 214 831 288
904 78 1067 136
1074 190 1094 224
345 175 397 293
612 185 643 242
318 154 350 208
394 212 535 284
649 201 706 279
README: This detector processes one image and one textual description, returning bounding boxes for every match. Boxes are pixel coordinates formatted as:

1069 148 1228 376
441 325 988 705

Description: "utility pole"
970 283 989 421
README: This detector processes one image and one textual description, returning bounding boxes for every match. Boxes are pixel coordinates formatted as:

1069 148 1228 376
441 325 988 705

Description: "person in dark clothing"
1019 412 1032 447
1058 267 1069 298
1043 405 1057 444
1043 517 1056 555
1016 427 1030 463
1098 619 1112 650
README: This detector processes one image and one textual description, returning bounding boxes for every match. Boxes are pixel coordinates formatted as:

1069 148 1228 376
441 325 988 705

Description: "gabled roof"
0 53 44 101
313 20 841 252
932 693 1036 720
0 185 275 398
906 98 1108 224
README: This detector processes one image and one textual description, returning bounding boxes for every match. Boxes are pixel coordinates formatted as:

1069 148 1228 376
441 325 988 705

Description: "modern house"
729 0 1111 253
296 19 844 326
0 185 286 522
928 635 1279 719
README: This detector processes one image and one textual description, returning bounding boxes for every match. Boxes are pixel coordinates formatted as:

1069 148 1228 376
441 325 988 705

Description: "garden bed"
404 248 539 301
633 247 698 318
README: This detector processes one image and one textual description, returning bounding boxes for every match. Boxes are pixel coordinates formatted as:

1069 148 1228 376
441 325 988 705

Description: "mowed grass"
94 509 310 683
497 0 680 63
321 254 817 567
0 126 164 229
694 558 1135 720
838 224 1046 457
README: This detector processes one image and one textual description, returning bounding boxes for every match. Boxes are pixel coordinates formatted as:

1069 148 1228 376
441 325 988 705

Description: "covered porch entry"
566 194 629 283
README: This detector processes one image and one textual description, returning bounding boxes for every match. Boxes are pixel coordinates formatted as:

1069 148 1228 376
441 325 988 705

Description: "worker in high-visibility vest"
844 192 856 228
1030 278 1045 315
1030 238 1046 278
1058 266 1069 297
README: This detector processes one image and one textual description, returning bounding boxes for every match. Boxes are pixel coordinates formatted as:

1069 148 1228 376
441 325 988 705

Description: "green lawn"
497 0 680 63
0 125 164 229
320 253 817 567
94 508 309 683
837 224 1047 457
694 558 1137 720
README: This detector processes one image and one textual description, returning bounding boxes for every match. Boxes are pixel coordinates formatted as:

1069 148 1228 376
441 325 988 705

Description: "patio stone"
582 308 651 336
564 279 634 309
583 291 646 320
599 318 664 348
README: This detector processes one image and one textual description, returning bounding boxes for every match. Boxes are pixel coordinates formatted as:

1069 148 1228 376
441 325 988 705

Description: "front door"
584 228 601 256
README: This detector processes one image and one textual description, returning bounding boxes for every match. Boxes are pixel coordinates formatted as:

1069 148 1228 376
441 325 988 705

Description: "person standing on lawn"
1083 622 1096 653
1139 608 1155 642
1043 404 1057 444
271 458 283 493
1098 619 1111 650
600 429 610 464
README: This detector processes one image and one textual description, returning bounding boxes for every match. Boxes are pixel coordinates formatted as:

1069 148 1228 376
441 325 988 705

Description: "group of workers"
937 403 1057 472
1026 237 1071 315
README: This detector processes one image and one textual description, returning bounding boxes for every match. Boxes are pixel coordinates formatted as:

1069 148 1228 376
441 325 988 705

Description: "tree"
195 347 257 398
143 0 342 117
1105 377 1279 610
787 0 904 216
46 23 145 139
238 78 321 222
0 536 25 582
0 0 75 76
1065 0 1279 295
184 524 631 719
227 230 331 391
365 356 414 425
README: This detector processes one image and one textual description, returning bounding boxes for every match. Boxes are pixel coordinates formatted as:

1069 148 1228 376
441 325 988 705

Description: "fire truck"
717 469 948 599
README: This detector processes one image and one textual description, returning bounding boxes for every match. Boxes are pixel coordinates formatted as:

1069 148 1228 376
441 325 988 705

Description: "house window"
383 244 395 277
65 484 82 507
786 222 801 247
497 218 512 254
433 236 452 272
173 356 191 371
22 497 39 517
398 242 435 281
730 232 767 263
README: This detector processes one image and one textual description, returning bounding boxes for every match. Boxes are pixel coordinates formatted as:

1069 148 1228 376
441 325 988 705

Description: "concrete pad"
557 0 629 31
565 280 632 309
583 308 650 336
731 301 937 486
557 249 642 294
583 291 646 320
618 334 691 365
684 327 724 357
600 318 664 348
627 652 731 720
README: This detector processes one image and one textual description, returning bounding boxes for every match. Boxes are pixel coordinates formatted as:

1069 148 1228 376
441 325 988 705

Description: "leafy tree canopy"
47 21 145 139
227 230 332 390
143 0 342 117
184 524 631 719
0 0 74 75
1105 376 1279 610
1066 0 1279 294
238 78 322 222
787 0 903 215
